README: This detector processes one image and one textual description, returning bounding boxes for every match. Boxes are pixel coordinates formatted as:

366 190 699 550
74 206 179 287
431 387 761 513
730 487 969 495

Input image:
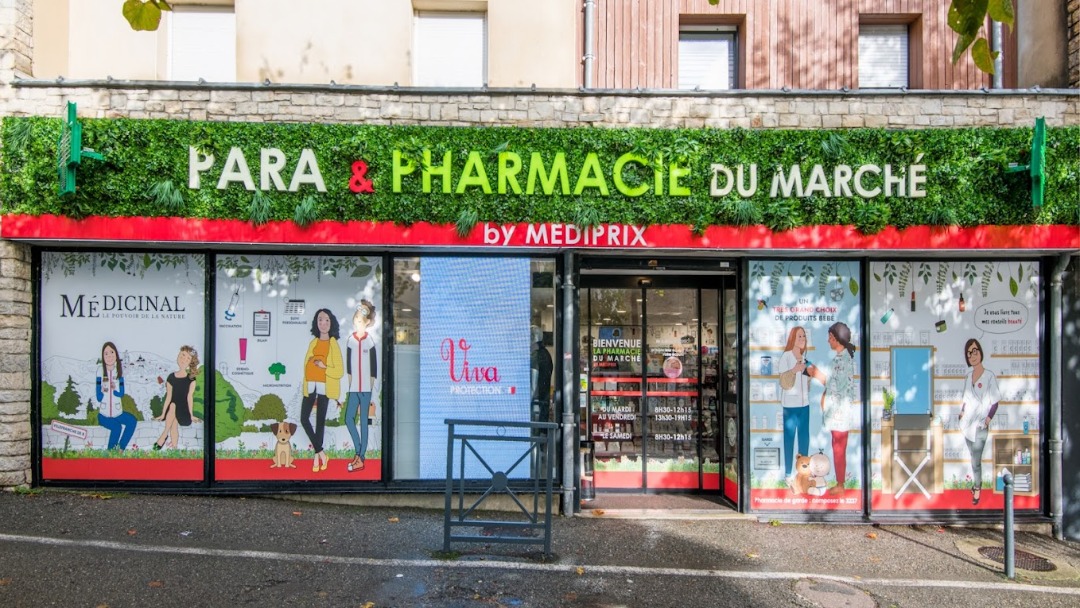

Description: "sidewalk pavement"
0 488 1078 607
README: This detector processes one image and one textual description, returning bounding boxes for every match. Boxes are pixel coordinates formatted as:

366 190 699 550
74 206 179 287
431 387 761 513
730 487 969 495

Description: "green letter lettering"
423 150 453 194
612 153 650 197
392 150 415 193
669 162 691 196
526 152 570 195
456 151 493 194
573 153 610 196
499 152 523 194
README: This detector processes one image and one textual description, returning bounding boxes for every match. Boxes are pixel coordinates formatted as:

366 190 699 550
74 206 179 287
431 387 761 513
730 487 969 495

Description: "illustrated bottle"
1023 448 1031 465
958 293 966 312
910 290 916 311
1023 415 1029 435
224 287 240 320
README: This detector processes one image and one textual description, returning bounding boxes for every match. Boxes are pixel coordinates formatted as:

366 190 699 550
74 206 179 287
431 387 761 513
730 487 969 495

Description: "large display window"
392 257 556 480
213 254 384 481
868 260 1042 512
38 251 207 481
748 260 864 512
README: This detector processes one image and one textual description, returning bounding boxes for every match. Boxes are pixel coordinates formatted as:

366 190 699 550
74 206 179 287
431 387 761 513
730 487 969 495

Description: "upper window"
859 24 909 88
414 12 487 87
167 6 236 82
678 27 737 90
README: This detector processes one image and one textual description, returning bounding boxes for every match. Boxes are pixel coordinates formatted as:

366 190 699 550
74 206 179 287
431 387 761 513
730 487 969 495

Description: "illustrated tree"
251 394 287 422
149 394 164 420
39 382 58 423
56 376 80 416
121 394 144 421
268 362 287 381
213 371 246 441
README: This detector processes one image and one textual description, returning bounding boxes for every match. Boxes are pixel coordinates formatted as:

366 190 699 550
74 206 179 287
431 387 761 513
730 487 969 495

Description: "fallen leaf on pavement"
292 511 302 516
361 602 375 608
0 578 11 586
127 529 137 536
591 509 605 516
865 532 877 539
148 581 164 588
388 517 400 523
746 553 759 559
575 567 585 575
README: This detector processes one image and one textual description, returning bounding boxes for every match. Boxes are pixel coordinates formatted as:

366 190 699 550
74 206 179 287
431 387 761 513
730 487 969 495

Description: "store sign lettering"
483 223 647 247
710 155 927 199
188 146 327 192
393 150 690 197
440 338 501 383
59 294 186 318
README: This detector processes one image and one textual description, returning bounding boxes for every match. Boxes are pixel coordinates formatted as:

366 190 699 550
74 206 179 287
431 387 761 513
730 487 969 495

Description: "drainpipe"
1050 254 1071 540
582 0 595 88
991 19 1003 88
561 252 577 516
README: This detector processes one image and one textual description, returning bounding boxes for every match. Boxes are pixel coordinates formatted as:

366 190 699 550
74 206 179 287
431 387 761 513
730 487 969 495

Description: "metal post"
1003 470 1014 579
561 252 577 516
1049 254 1071 540
991 20 1003 89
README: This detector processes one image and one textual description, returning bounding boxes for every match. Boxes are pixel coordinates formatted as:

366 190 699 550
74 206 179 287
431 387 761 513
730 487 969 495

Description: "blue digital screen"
418 257 532 479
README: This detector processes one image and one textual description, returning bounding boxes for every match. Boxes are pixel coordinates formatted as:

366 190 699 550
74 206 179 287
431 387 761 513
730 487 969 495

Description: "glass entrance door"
583 282 736 493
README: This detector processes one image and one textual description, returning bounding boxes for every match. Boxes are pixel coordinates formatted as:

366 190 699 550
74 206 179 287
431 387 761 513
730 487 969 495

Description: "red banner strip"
3 214 1077 250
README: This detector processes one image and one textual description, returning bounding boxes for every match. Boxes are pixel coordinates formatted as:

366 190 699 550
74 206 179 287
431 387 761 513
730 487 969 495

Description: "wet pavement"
0 488 1078 607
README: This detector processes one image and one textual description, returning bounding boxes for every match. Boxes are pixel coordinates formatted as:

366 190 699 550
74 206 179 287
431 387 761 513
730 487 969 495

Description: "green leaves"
948 0 1013 74
122 0 172 32
970 38 997 75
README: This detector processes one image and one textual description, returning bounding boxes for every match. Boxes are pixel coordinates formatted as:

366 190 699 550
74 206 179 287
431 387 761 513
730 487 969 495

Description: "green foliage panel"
2 117 1076 230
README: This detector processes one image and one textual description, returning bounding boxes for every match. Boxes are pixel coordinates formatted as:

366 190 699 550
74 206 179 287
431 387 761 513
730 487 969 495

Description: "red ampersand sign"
349 160 374 193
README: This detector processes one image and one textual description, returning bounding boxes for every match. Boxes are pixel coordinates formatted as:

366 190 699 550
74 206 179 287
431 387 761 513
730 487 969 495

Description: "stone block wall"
0 237 31 487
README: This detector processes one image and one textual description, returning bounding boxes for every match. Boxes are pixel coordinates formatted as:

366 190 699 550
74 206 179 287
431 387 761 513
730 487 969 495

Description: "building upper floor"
28 0 1075 92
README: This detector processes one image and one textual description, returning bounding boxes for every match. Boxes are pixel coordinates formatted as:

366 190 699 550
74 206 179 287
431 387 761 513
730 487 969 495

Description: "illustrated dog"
270 421 297 468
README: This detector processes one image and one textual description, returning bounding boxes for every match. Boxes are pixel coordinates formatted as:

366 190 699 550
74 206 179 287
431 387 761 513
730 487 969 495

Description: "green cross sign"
1005 117 1046 207
57 101 103 196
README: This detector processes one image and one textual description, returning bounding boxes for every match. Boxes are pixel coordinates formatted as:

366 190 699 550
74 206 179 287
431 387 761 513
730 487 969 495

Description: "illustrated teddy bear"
790 453 814 495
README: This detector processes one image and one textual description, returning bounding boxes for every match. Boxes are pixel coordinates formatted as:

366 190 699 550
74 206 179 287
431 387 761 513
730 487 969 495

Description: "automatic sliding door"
643 288 700 490
588 288 644 488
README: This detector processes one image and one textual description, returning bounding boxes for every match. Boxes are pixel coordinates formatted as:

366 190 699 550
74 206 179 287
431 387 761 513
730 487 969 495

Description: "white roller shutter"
168 7 236 82
859 24 909 88
679 31 736 90
414 12 487 87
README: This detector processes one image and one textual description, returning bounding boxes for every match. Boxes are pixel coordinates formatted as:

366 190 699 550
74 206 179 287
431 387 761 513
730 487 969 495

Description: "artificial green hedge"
1 117 1076 232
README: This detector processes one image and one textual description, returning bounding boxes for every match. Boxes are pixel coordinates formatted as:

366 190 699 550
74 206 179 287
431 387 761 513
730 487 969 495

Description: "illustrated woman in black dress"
154 345 201 450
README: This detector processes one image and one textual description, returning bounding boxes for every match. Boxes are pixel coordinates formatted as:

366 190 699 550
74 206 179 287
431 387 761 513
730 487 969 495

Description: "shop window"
413 12 487 87
392 257 556 480
37 252 208 483
859 23 909 88
678 26 737 90
167 5 236 82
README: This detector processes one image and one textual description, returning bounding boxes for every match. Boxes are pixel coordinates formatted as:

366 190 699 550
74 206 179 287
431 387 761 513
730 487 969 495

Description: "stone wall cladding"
5 83 1080 129
0 236 31 487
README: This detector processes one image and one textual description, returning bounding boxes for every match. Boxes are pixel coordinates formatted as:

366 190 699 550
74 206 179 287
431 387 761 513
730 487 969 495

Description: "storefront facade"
0 81 1076 527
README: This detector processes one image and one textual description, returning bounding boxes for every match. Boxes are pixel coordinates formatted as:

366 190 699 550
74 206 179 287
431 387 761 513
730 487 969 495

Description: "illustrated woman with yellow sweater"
301 308 343 472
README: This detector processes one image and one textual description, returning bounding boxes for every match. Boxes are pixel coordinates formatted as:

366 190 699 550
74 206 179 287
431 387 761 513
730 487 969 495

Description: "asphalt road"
0 490 1078 607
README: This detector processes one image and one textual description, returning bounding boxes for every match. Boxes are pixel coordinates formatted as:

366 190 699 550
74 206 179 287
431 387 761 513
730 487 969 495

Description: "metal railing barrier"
443 419 558 557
